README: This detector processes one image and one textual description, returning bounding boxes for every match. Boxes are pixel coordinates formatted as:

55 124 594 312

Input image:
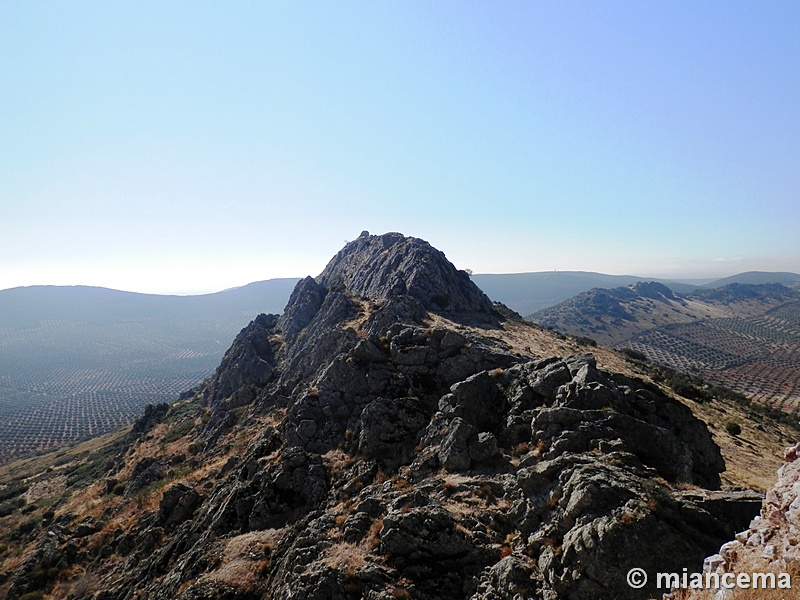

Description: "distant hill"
701 271 800 289
470 270 799 316
0 279 299 462
530 282 800 411
0 279 300 327
471 271 705 315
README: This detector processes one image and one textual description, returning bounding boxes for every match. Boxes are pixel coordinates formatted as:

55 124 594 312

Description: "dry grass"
322 448 358 477
341 298 376 334
366 517 384 547
223 529 285 561
46 569 101 599
206 558 271 591
56 478 118 522
499 533 515 558
727 556 800 599
24 475 67 504
0 429 127 485
319 518 384 584
678 393 794 492
322 541 369 572
195 529 286 593
437 474 512 526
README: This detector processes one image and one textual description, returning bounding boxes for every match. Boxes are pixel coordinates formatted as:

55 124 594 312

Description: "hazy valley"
0 281 297 463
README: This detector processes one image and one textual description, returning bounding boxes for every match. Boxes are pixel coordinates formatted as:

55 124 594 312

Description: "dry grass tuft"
665 555 800 599
196 529 286 593
322 449 358 477
322 541 368 572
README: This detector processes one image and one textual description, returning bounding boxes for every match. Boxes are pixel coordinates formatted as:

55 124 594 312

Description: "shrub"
17 518 40 534
572 335 597 347
162 420 194 444
0 482 28 502
620 348 648 362
0 497 25 518
725 421 742 436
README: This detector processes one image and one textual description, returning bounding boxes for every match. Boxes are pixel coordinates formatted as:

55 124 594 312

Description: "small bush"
162 420 194 444
572 335 597 347
17 518 40 534
0 497 25 517
620 348 648 362
0 483 28 502
725 421 742 436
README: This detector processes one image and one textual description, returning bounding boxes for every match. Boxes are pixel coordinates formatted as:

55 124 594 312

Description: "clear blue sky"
2 1 799 294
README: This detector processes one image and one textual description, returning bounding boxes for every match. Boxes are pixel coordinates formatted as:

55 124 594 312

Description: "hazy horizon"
3 3 799 295
2 264 797 298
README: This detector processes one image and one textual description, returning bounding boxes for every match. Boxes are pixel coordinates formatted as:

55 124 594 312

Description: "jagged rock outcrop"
1 233 763 600
317 232 494 313
205 313 279 410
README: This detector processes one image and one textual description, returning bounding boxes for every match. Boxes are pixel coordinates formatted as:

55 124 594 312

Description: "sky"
2 1 799 294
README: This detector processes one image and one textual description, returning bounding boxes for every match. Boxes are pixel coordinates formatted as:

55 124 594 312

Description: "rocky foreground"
665 443 800 600
2 233 770 599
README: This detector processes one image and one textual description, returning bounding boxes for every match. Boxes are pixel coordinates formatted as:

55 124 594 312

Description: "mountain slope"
4 270 795 465
665 442 800 600
0 234 786 600
531 282 800 410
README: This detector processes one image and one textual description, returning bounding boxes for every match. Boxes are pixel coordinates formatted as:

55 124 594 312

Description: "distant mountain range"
700 271 800 289
473 270 800 316
0 270 797 462
471 272 697 315
530 281 800 411
0 279 300 327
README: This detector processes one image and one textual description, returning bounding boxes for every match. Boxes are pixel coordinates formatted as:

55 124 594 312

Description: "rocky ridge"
1 233 765 600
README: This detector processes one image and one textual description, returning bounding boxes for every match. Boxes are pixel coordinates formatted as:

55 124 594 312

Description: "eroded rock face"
159 483 201 529
317 232 494 314
204 313 278 410
665 443 800 600
2 233 756 600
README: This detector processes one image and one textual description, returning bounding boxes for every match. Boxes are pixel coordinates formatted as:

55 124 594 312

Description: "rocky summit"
2 233 767 600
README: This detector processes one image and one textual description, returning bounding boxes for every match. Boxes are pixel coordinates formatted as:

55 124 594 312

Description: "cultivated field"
627 301 800 412
0 312 255 463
